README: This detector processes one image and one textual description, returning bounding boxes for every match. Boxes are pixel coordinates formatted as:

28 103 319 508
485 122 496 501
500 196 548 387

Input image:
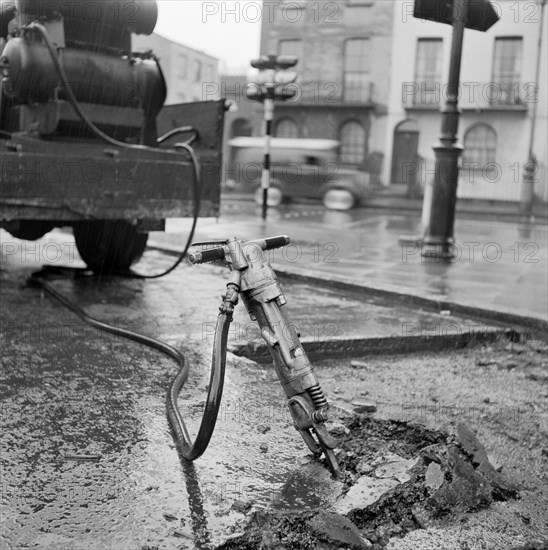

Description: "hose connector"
220 282 240 314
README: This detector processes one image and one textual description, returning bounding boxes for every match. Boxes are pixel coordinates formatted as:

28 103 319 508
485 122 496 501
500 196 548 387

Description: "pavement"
148 198 548 331
347 183 548 223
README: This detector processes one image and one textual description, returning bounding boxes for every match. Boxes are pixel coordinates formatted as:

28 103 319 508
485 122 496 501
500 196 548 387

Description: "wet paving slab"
1 229 547 549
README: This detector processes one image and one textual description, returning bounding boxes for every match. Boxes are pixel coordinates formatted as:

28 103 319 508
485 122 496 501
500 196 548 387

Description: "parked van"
226 137 372 210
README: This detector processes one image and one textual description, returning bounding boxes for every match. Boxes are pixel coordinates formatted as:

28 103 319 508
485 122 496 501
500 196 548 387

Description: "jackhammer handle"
188 247 225 264
257 235 291 250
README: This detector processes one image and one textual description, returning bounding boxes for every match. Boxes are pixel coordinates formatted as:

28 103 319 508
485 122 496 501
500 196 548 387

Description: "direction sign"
414 0 500 32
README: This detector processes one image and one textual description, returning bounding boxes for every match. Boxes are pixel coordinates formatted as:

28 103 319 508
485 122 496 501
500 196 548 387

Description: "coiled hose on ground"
29 269 231 460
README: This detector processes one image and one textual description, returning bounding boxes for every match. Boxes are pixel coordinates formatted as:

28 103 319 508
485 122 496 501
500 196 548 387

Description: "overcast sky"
156 1 262 74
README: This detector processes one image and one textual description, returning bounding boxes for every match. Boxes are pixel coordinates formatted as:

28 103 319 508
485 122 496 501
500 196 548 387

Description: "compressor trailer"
0 0 224 272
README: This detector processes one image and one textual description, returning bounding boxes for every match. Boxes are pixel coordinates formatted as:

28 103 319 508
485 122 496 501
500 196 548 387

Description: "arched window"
275 118 299 138
463 123 496 171
231 118 252 138
340 120 366 165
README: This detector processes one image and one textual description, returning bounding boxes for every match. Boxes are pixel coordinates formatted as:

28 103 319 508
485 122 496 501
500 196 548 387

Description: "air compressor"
0 0 224 273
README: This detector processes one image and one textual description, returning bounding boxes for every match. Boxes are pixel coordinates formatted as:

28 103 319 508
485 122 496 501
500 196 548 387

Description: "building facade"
220 74 264 183
132 33 220 105
385 0 547 202
222 74 263 140
259 0 394 181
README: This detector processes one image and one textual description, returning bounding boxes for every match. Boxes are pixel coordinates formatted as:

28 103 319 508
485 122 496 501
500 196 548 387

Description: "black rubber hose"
28 269 230 461
127 141 201 279
166 311 232 460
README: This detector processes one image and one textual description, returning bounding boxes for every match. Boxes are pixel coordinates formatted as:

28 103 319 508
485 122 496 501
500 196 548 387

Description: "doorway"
391 120 419 189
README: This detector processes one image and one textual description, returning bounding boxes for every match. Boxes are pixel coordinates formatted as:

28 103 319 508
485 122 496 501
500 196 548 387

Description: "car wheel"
254 187 283 207
322 189 356 210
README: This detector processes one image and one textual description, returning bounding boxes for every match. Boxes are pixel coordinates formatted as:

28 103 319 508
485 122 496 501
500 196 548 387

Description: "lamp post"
421 0 467 259
414 0 500 259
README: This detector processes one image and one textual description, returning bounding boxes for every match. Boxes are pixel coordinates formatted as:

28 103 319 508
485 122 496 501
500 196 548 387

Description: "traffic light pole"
421 0 468 259
261 86 275 221
247 54 298 220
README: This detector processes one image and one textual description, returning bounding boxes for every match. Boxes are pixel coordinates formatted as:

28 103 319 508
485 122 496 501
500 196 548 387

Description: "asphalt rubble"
213 415 532 550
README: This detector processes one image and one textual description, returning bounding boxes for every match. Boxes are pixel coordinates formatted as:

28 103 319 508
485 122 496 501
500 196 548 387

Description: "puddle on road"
269 463 343 512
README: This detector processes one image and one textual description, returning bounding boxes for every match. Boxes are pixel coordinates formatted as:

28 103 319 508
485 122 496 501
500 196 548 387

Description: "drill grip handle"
188 247 225 264
259 235 291 250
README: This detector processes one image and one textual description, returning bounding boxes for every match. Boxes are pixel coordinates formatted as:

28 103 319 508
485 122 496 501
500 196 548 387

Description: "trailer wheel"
73 221 148 273
3 220 56 240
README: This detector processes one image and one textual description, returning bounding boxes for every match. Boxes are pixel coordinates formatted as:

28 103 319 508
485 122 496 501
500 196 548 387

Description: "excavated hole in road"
215 416 519 550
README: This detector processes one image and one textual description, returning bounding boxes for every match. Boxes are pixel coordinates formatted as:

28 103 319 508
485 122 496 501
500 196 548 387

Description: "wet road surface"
1 223 546 549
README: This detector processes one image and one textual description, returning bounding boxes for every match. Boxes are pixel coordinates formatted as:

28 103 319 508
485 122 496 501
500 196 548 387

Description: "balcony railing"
403 81 531 109
343 81 374 103
486 82 530 106
280 80 374 105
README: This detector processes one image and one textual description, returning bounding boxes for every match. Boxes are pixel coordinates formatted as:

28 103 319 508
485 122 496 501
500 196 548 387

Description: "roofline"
139 32 219 63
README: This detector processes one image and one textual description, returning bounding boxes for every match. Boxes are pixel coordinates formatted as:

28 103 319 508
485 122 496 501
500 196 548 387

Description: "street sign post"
246 55 298 220
416 0 499 259
414 0 500 31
